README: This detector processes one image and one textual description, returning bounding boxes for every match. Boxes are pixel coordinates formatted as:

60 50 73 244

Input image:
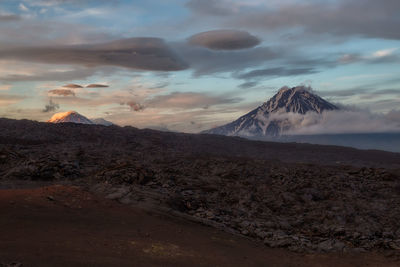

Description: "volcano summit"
47 111 94 124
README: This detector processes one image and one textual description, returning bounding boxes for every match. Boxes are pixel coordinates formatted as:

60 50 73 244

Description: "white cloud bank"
258 108 400 135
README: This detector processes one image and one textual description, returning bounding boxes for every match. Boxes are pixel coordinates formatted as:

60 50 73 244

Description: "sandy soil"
1 185 398 267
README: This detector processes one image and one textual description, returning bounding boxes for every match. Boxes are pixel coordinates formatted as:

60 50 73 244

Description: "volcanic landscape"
1 117 400 266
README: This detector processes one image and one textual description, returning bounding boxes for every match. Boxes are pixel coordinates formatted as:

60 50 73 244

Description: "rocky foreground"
1 118 400 256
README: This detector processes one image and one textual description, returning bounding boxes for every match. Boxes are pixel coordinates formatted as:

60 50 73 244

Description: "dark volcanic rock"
0 118 400 254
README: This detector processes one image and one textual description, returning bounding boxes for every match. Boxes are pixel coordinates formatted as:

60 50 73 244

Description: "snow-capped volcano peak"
47 111 93 124
204 86 339 137
259 86 338 115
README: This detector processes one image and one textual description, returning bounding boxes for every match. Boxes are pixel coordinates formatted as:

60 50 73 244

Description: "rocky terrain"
1 118 400 259
92 161 400 254
2 185 397 267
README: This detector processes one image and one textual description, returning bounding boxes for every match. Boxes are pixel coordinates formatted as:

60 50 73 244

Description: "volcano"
47 111 93 124
205 86 339 137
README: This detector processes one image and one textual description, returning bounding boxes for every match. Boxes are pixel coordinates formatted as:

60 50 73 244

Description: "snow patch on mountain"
47 111 93 124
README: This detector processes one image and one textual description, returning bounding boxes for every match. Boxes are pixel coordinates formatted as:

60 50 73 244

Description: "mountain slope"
47 111 93 124
205 86 338 137
91 118 114 126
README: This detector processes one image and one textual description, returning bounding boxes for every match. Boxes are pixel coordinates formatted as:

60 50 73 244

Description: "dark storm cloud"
42 99 59 113
236 67 317 80
86 84 109 88
63 84 83 88
188 30 261 50
0 38 188 71
0 14 21 21
48 89 75 97
185 0 234 16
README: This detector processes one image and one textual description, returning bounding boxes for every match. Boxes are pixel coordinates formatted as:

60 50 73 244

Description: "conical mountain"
205 86 338 137
47 111 93 124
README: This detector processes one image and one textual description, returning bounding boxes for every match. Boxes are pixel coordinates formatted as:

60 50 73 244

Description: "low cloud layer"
0 38 188 72
188 30 261 50
257 108 400 135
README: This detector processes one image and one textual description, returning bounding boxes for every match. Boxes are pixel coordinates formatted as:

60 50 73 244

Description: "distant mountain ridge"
91 118 114 126
47 111 113 126
205 86 339 137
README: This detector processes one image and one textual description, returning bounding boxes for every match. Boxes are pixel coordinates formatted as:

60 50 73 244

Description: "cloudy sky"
0 0 399 132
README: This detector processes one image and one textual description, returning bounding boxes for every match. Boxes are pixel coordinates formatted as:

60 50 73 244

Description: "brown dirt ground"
0 185 399 267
